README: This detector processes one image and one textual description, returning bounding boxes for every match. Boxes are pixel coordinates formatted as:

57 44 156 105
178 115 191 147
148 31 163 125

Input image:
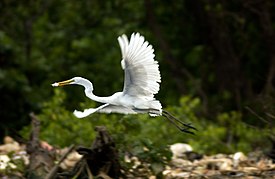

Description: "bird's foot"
162 110 197 134
178 123 197 135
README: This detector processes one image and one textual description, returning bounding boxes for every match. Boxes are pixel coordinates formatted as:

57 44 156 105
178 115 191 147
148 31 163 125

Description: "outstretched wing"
98 104 138 114
118 33 161 99
73 104 138 118
73 103 109 118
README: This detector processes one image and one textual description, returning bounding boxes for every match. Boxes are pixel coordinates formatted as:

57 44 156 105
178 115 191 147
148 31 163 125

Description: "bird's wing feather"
73 103 109 118
118 33 161 99
98 104 138 114
74 104 138 118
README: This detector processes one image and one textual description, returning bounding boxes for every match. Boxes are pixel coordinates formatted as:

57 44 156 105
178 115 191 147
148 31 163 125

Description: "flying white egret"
52 32 195 134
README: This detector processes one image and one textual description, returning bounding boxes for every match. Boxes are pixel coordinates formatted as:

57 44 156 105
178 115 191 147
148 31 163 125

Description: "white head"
52 77 93 91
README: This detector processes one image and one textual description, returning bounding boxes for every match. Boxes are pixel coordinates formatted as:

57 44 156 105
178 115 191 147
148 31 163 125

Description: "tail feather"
149 100 162 116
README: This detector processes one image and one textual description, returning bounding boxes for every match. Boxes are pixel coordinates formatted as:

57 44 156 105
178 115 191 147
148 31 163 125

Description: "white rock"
170 143 193 159
60 151 82 170
3 136 14 144
171 158 192 167
233 152 247 168
0 155 16 170
233 152 246 161
0 143 20 153
0 155 10 170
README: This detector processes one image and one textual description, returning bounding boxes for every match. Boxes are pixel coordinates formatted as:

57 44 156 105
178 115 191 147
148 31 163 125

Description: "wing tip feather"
119 32 161 96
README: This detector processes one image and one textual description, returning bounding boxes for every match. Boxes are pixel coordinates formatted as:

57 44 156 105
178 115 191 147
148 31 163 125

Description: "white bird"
52 32 195 134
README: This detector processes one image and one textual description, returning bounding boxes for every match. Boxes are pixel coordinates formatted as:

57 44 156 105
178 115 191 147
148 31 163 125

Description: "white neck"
76 78 110 104
85 92 111 104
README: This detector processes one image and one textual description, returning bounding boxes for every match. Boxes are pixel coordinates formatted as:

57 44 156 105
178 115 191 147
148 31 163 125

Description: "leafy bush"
20 89 96 147
21 91 271 161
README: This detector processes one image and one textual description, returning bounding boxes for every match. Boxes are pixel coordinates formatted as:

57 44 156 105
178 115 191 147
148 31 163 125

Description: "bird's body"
52 33 195 133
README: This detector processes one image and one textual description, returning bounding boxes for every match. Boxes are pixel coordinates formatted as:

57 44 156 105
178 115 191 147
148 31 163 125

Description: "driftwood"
45 144 75 179
60 126 121 178
25 113 121 179
25 113 55 179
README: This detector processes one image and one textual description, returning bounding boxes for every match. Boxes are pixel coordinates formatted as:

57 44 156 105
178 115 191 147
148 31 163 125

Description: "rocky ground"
0 136 275 179
162 150 275 178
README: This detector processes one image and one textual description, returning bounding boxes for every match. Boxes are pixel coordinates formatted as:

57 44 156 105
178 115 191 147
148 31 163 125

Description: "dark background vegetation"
0 0 275 154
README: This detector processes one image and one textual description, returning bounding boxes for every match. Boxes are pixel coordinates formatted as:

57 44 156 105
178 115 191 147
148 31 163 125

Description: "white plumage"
119 33 161 98
52 32 195 134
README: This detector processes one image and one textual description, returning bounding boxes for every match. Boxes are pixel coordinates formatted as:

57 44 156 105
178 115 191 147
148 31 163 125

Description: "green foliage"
1 1 275 170
189 110 270 154
20 89 97 147
18 87 272 177
0 152 26 177
21 92 270 156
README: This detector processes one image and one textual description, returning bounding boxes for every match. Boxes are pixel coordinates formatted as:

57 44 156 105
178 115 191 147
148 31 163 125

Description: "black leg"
162 110 197 134
163 110 197 131
148 109 196 134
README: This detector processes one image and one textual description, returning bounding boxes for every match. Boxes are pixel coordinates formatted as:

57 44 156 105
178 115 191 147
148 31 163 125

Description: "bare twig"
45 144 76 179
245 106 270 124
266 112 275 120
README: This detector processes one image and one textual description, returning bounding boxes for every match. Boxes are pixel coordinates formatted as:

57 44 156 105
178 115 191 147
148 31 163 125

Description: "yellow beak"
52 79 74 87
